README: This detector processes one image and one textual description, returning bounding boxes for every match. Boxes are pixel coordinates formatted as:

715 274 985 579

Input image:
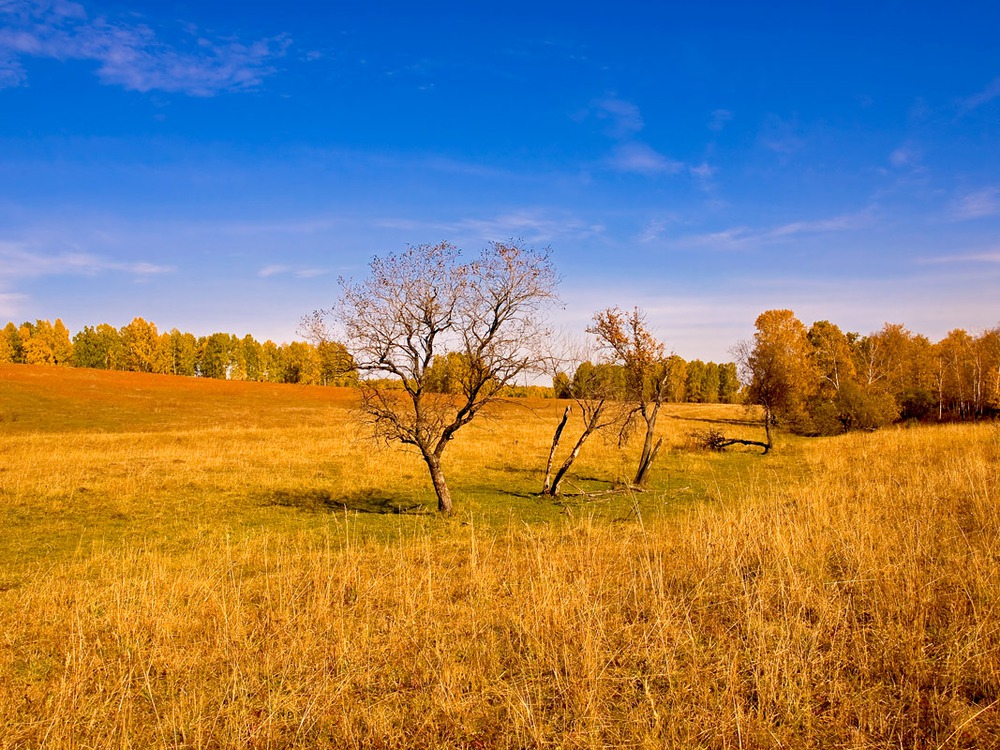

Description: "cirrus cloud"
0 240 174 279
591 95 645 138
961 77 1000 112
949 187 1000 220
0 0 290 95
607 142 684 176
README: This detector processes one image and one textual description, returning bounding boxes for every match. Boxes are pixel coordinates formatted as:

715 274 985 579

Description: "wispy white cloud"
678 209 873 251
921 248 1000 265
258 264 290 278
456 212 606 244
376 209 605 245
961 77 1000 111
638 217 678 244
607 142 683 175
689 161 717 191
586 95 686 179
127 261 173 275
949 187 999 220
0 0 289 95
0 240 173 278
679 226 754 251
257 264 329 279
591 95 644 138
769 210 872 237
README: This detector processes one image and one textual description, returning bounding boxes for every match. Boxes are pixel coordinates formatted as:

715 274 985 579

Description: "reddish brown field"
0 364 367 436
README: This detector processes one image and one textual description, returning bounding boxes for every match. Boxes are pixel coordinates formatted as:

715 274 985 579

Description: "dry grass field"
1 364 998 748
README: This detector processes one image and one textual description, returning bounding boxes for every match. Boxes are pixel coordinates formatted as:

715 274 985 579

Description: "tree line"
3 309 995 428
0 315 740 402
0 317 357 386
552 358 740 405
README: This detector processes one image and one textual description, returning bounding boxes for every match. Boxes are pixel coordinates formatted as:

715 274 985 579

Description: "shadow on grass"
499 489 537 500
264 488 429 515
497 475 620 502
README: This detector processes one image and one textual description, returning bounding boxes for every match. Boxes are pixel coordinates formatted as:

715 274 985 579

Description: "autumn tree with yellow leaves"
737 309 818 448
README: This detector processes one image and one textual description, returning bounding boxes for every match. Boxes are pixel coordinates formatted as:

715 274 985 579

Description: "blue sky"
1 0 998 361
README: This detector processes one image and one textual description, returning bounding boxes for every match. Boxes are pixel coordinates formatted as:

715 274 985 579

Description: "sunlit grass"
2 364 998 747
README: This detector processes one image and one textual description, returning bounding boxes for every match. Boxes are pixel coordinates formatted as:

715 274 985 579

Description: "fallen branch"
691 428 770 454
711 437 770 453
556 482 634 501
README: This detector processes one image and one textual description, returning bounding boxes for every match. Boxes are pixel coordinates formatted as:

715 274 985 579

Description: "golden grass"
2 365 999 747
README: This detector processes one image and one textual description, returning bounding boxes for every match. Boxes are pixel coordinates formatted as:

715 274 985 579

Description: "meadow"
1 364 998 748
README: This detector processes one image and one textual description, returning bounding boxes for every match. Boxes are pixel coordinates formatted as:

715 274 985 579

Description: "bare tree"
542 343 630 496
588 307 674 487
321 241 558 513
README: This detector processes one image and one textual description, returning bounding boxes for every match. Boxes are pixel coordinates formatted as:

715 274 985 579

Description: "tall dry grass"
2 420 998 748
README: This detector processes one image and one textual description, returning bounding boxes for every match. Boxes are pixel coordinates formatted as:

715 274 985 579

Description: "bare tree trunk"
937 364 944 421
763 409 773 451
635 429 654 485
550 412 601 496
424 453 453 514
542 406 571 495
634 436 663 487
633 404 662 486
